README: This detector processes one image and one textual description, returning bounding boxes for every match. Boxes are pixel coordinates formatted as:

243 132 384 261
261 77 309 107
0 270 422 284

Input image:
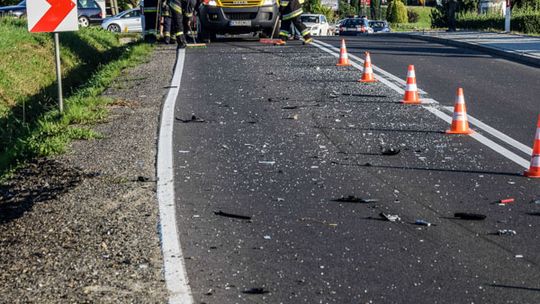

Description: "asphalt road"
172 38 540 303
317 34 540 147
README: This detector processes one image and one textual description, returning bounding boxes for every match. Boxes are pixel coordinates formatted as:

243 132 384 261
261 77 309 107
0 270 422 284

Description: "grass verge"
0 18 153 176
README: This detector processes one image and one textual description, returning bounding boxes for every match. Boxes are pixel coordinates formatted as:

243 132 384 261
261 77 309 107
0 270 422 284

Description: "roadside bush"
387 0 408 23
455 8 540 34
407 8 420 22
430 3 447 27
338 0 356 18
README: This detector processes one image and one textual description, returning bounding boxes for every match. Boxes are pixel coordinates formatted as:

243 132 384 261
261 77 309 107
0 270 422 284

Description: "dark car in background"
0 0 26 18
0 0 103 27
77 0 104 27
338 17 373 36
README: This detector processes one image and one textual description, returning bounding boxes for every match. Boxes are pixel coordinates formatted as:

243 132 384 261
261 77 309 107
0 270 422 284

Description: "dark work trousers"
163 16 172 38
278 0 310 40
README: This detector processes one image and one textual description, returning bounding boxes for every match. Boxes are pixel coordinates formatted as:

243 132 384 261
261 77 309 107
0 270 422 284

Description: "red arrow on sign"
31 0 76 32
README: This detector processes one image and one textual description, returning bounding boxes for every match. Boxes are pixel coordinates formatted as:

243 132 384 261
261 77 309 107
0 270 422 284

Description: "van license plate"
230 20 251 26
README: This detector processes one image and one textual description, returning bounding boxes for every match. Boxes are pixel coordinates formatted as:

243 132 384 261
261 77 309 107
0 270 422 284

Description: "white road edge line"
157 48 194 304
313 39 427 94
311 39 530 169
424 107 530 168
441 106 533 155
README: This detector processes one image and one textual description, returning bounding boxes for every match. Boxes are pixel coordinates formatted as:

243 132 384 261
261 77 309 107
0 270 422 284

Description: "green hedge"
456 9 540 34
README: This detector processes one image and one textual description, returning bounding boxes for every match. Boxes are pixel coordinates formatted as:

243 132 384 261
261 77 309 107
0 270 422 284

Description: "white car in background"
300 14 330 36
101 8 142 33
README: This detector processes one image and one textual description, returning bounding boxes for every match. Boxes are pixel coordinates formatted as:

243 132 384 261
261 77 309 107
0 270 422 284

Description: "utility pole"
505 0 511 32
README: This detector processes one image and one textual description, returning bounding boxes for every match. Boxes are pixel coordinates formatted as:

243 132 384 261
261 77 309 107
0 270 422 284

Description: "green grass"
0 17 153 175
391 5 434 31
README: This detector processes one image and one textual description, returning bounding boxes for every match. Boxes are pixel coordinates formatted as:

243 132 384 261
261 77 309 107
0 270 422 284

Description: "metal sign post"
53 32 64 113
27 0 78 113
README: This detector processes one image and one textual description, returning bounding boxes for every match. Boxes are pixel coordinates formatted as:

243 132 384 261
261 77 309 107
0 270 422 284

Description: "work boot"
177 35 187 49
164 36 171 44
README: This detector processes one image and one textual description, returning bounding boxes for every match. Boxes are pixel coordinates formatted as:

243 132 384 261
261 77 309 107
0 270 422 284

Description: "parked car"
101 8 142 32
338 17 373 36
77 0 104 27
331 18 345 36
0 0 103 27
369 20 390 33
300 13 330 36
0 0 26 18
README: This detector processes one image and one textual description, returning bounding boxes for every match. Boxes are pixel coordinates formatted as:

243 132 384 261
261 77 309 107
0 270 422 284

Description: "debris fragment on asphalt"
283 114 299 120
379 212 401 222
258 160 276 165
530 199 540 204
214 210 252 221
176 115 206 123
496 229 517 236
331 195 379 203
381 147 401 156
454 212 486 220
499 198 515 204
263 235 271 240
242 287 270 295
282 105 299 109
515 254 524 258
414 219 432 227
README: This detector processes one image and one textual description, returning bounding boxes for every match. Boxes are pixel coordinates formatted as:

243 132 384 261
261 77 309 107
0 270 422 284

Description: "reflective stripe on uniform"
280 0 289 6
169 2 182 13
279 30 289 37
282 8 302 20
164 32 171 37
184 13 193 17
144 7 158 12
176 32 184 36
301 28 310 36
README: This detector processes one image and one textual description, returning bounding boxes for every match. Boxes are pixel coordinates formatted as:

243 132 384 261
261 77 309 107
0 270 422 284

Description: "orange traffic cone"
359 52 376 83
525 115 540 178
446 88 473 135
336 39 352 66
401 65 421 104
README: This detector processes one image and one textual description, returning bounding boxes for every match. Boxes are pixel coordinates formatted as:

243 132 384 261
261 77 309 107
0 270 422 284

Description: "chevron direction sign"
27 0 78 32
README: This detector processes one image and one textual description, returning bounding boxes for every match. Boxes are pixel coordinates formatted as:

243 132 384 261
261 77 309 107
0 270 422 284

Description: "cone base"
336 63 352 66
524 170 540 178
359 78 377 83
401 99 422 104
446 129 474 135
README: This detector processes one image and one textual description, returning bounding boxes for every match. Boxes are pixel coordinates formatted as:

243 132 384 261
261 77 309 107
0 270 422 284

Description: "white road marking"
311 39 531 169
157 48 194 304
424 106 530 168
313 39 427 94
442 106 533 155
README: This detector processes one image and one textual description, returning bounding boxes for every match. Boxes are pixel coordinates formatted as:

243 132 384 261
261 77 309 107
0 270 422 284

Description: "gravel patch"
0 44 178 303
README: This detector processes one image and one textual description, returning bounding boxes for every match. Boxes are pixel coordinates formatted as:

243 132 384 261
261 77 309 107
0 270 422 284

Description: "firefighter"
276 0 312 45
168 0 188 47
161 0 173 44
